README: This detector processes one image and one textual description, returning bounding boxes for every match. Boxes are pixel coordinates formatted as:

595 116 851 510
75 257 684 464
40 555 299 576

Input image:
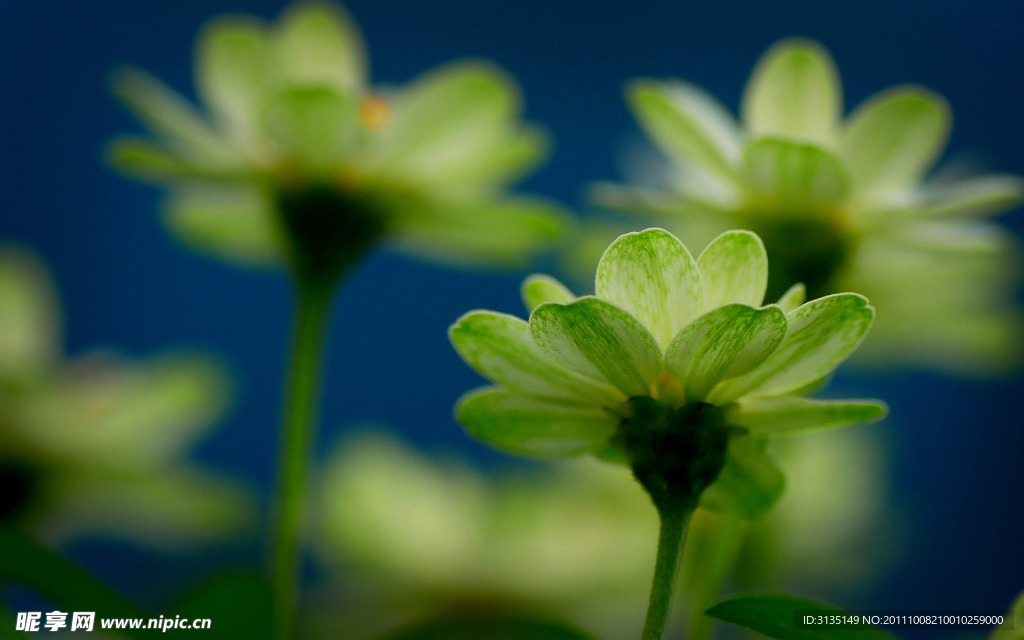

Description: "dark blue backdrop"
1 1 1021 636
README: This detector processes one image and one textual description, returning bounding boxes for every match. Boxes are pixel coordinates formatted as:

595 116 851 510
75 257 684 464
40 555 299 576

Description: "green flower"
0 247 252 548
597 39 1023 372
110 1 565 275
450 227 885 515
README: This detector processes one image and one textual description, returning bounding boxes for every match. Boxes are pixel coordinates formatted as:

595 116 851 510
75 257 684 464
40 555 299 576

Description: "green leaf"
839 87 950 191
742 137 850 211
172 571 271 640
727 396 887 436
705 594 896 639
196 18 272 140
595 228 705 349
775 283 806 314
378 615 596 640
263 85 359 170
627 80 742 182
711 293 874 403
665 305 787 402
457 387 616 459
449 311 619 405
742 39 841 146
274 1 365 92
530 297 663 398
698 230 769 308
164 188 281 265
522 275 575 312
989 589 1024 639
700 437 785 518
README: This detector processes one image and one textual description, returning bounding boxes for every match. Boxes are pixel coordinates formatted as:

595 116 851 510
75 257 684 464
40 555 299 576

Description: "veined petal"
710 293 875 402
741 137 850 211
375 62 521 183
698 230 769 308
595 228 705 349
111 68 231 162
774 283 806 313
727 396 887 436
262 85 359 170
627 80 742 182
196 18 273 141
916 175 1024 218
839 86 950 192
274 1 366 92
457 387 617 459
530 298 663 398
699 437 785 518
449 311 620 406
522 275 575 313
742 39 841 145
665 305 787 402
164 188 282 265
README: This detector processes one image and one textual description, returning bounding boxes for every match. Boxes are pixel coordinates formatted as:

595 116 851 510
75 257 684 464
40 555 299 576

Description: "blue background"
1 0 1022 636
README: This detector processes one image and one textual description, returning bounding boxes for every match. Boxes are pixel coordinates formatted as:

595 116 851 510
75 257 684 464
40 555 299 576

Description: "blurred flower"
110 1 565 275
595 39 1023 372
450 228 885 516
0 246 252 548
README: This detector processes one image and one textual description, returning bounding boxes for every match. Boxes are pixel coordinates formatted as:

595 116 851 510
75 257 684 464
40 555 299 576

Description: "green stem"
270 280 334 640
642 503 694 640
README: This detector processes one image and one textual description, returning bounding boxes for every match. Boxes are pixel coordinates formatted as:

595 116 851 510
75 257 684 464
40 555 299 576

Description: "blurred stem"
270 278 334 640
642 502 694 640
687 515 746 640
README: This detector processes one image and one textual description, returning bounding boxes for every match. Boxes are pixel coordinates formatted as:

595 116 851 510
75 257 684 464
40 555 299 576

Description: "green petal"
196 18 273 142
711 293 875 402
627 80 742 182
274 1 365 92
839 87 950 191
457 387 616 459
699 437 785 518
111 68 231 162
741 137 849 210
742 39 841 145
164 188 281 265
262 85 359 170
522 275 575 313
530 298 663 397
665 305 787 402
595 228 705 349
774 283 805 313
727 396 887 436
392 197 567 269
375 62 524 184
0 248 59 379
107 139 244 182
916 175 1024 218
449 311 620 406
698 230 769 308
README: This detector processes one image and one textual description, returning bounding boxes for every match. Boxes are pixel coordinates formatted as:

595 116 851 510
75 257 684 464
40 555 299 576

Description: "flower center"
612 397 730 511
744 214 853 300
359 95 390 132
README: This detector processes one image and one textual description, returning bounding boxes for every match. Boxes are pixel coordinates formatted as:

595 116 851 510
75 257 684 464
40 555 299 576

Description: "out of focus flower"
595 39 1023 372
110 1 565 275
450 228 884 516
0 246 252 547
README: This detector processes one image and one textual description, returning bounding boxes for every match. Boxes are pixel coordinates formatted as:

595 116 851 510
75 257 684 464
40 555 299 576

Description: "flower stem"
686 515 746 640
270 279 334 640
642 501 694 640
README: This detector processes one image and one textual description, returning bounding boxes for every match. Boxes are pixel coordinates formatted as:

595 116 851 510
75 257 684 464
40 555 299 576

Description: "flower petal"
457 387 617 459
165 188 281 265
839 87 950 191
698 230 769 308
262 85 359 170
522 275 575 312
699 437 785 518
742 39 841 146
741 137 850 211
710 293 875 402
196 18 273 142
915 175 1024 218
595 228 705 349
274 1 365 92
449 311 620 406
530 298 663 397
108 139 243 182
727 396 887 436
774 283 806 313
627 80 742 182
666 304 788 402
0 248 59 379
